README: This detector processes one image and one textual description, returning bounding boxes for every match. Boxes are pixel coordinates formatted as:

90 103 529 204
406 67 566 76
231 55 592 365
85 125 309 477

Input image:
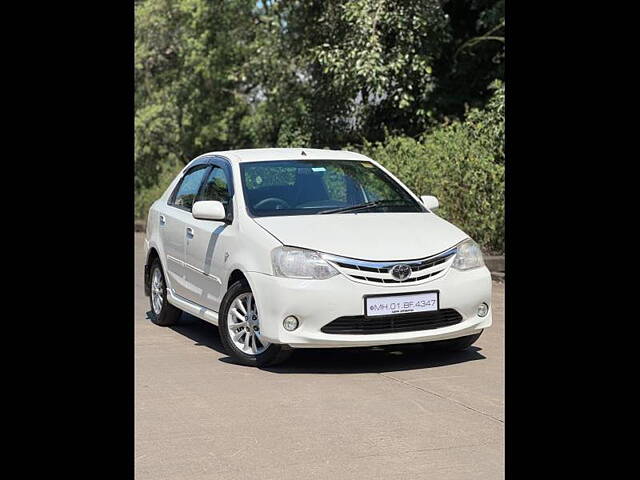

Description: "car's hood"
253 213 468 260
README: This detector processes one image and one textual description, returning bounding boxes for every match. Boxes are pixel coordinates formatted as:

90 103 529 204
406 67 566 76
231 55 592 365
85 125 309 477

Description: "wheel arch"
144 246 161 297
227 269 249 290
223 267 262 309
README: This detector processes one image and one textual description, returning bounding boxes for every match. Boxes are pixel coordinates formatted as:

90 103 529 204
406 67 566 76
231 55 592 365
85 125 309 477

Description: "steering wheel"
254 197 291 210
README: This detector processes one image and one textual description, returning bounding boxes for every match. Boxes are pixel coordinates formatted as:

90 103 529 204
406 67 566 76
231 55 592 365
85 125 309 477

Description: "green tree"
431 0 505 120
251 0 504 145
135 0 257 190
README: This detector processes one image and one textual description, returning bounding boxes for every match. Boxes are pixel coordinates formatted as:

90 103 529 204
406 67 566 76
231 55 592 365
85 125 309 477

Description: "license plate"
365 291 439 317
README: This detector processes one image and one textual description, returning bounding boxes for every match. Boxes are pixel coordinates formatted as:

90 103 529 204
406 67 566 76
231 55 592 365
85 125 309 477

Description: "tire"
219 280 293 367
149 258 182 326
423 331 483 352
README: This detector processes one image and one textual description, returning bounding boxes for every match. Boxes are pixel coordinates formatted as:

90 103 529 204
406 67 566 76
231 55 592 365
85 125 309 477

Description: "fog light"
478 303 489 317
283 316 299 331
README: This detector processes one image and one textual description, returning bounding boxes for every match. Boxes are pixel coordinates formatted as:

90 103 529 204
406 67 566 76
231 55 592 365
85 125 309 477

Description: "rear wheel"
219 281 292 367
149 259 182 326
423 331 483 352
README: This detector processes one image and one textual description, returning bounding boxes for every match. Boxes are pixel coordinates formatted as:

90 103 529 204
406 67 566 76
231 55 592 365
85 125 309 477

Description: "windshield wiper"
317 200 393 215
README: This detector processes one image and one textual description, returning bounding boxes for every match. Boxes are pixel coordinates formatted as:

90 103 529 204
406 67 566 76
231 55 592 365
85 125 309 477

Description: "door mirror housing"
192 201 227 221
420 195 439 210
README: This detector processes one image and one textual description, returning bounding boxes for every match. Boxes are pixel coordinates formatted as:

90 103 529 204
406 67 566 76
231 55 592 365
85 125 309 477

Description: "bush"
360 126 504 254
466 80 505 164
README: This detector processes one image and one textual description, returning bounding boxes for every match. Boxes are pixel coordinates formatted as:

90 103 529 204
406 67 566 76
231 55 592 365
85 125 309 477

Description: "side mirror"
192 201 227 221
420 195 439 210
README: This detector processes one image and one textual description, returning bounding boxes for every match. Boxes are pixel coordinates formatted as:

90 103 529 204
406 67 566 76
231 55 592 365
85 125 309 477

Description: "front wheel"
219 281 292 367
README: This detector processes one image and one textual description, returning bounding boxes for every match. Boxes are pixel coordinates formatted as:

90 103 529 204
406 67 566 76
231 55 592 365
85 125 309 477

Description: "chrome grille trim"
322 247 458 285
348 269 444 283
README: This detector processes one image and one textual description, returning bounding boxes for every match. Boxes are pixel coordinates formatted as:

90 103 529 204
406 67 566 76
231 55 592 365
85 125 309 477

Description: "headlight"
452 238 485 270
271 246 339 280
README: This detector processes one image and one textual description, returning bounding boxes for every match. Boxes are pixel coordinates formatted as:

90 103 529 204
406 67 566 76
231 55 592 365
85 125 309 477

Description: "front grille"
349 269 443 283
322 247 457 285
321 309 463 334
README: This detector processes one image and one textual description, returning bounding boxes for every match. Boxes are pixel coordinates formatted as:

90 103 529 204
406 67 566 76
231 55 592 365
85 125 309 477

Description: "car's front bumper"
246 266 492 348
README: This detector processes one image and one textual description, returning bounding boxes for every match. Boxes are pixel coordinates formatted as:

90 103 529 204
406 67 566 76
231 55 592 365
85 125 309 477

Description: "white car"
144 148 492 366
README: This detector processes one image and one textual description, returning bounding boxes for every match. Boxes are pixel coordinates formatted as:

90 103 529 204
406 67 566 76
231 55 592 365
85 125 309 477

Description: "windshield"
240 160 425 217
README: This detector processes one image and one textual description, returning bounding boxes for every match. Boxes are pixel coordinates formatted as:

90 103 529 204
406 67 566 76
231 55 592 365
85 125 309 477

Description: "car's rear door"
161 164 210 300
183 158 234 312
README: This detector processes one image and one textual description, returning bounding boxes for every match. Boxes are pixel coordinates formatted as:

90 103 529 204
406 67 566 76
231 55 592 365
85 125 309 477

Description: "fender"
144 207 173 297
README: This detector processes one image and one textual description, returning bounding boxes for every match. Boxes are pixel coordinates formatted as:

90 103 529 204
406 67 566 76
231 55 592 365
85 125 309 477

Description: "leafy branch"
454 19 505 61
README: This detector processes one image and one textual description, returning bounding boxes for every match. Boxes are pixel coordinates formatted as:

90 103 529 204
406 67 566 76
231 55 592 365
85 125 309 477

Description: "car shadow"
147 311 486 374
257 344 485 374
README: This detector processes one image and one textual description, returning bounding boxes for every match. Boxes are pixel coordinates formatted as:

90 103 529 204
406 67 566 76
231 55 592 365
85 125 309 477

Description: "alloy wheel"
151 268 164 315
227 292 270 355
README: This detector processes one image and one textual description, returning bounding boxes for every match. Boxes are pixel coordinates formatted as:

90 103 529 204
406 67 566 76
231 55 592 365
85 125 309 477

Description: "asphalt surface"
135 233 504 479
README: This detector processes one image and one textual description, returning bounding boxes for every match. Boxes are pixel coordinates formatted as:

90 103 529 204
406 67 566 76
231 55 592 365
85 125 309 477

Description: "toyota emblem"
390 264 412 281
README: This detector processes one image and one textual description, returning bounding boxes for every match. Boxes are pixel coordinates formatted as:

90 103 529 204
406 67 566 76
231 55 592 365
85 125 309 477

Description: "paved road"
135 233 504 479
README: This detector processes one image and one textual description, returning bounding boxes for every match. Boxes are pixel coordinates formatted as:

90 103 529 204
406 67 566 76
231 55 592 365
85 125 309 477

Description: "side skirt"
166 289 220 326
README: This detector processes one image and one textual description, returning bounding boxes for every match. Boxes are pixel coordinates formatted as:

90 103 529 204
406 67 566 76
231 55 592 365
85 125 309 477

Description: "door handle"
159 215 166 225
186 227 194 238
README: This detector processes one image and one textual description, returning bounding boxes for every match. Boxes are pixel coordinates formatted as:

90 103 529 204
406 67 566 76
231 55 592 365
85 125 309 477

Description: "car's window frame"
168 164 211 213
238 159 426 218
195 158 235 223
168 156 236 221
196 161 234 201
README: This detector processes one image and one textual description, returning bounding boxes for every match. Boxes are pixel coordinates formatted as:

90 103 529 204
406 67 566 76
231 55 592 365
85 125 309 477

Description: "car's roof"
196 148 371 164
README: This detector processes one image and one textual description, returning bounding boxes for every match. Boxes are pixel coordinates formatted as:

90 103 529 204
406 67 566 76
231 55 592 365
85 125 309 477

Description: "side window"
199 166 231 208
171 166 208 212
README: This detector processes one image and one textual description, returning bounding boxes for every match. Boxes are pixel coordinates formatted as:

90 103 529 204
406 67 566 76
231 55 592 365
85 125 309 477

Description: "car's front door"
183 160 234 312
162 164 210 300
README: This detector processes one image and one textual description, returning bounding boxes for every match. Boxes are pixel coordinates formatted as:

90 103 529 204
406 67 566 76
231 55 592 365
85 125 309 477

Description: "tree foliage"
135 0 256 189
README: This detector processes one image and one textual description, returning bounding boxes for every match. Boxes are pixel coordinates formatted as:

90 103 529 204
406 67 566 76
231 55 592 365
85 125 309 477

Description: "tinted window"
172 166 208 211
240 160 424 217
198 166 231 208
